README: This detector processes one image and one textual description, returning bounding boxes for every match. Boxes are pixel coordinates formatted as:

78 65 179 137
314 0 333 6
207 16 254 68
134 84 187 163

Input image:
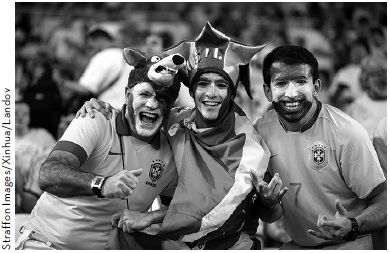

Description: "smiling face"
125 82 170 142
264 62 321 126
192 72 232 127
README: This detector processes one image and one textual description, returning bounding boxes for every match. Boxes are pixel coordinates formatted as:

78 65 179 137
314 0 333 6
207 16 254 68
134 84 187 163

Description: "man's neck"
194 107 230 129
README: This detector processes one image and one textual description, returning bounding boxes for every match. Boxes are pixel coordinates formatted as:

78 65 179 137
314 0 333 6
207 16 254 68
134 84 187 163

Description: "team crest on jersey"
308 141 329 170
149 159 165 182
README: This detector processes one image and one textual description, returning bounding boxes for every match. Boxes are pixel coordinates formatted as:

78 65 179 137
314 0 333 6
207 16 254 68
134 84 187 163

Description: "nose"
145 97 158 109
172 54 184 65
285 82 298 98
206 83 217 97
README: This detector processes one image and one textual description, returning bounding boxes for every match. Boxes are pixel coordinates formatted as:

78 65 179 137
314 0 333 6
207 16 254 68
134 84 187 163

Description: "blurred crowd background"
15 2 387 249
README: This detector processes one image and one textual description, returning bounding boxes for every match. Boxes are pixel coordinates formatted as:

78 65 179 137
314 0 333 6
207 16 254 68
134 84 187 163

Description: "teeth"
284 101 301 109
141 112 157 118
204 102 219 106
156 66 178 74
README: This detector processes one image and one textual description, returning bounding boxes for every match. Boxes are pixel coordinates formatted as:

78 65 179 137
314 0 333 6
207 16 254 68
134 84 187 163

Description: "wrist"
344 218 360 241
91 175 107 198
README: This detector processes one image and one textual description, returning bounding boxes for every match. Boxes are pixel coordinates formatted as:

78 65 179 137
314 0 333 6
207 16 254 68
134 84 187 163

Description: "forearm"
148 206 168 224
356 190 387 233
39 160 96 197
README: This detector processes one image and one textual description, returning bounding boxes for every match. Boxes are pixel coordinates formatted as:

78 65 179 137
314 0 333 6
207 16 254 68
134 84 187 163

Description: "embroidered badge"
149 159 165 182
308 141 329 170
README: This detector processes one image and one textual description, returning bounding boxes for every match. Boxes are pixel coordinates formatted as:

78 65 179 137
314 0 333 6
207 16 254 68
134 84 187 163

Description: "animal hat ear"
123 47 147 66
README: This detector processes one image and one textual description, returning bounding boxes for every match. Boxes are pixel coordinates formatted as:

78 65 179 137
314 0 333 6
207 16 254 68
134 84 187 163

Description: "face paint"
193 72 232 128
265 62 320 125
126 82 166 142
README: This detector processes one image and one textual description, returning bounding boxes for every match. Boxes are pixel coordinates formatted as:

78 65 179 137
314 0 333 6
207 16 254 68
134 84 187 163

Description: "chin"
135 120 162 139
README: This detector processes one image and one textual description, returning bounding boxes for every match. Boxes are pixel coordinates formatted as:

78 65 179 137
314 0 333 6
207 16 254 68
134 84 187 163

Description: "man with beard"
78 22 286 250
15 50 186 250
253 45 386 249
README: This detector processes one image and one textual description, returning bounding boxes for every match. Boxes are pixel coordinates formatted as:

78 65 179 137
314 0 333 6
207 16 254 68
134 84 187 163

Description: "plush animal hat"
123 48 188 105
163 22 265 99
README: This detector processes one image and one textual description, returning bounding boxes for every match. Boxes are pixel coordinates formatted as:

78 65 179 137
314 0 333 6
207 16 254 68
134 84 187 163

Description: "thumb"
249 170 260 188
131 168 143 177
335 199 347 216
112 210 124 225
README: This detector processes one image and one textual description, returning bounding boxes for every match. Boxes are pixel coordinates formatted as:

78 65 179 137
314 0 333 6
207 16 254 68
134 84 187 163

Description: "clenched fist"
101 168 143 199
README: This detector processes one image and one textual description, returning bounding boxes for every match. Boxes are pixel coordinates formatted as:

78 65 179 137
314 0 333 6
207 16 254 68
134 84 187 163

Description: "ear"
123 47 147 66
125 86 131 100
263 83 272 102
313 79 322 97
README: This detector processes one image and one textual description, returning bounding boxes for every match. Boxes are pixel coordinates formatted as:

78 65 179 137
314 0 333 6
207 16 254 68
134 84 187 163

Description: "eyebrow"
196 77 229 84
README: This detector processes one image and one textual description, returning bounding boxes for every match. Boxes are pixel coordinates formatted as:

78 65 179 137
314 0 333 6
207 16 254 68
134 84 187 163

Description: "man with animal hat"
79 22 287 250
15 49 187 250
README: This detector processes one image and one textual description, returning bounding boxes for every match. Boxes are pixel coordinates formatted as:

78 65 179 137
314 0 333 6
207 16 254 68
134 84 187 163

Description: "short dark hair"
86 29 113 41
262 45 319 86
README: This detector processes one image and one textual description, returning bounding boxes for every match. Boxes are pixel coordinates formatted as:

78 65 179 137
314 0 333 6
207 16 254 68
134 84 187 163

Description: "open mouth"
155 65 178 75
283 101 302 111
140 112 159 125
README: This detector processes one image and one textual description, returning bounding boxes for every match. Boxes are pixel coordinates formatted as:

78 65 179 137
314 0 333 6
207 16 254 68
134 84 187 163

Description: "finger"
320 220 341 228
335 199 347 216
104 103 113 119
308 229 327 239
267 173 280 191
272 177 283 193
130 168 143 177
112 210 123 225
112 210 124 220
278 187 288 199
121 184 133 195
91 98 103 109
85 105 95 118
118 217 124 229
249 170 260 188
257 181 269 195
79 107 87 118
75 111 80 119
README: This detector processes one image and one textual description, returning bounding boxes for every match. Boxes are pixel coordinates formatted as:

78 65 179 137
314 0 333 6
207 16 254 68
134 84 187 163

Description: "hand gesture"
102 168 143 199
251 171 288 208
75 98 115 120
308 199 352 240
112 209 153 233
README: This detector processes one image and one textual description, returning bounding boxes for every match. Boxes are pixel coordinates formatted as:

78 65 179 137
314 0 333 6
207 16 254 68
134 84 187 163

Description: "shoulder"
165 107 193 129
320 104 369 137
93 48 122 60
252 110 278 133
374 117 387 140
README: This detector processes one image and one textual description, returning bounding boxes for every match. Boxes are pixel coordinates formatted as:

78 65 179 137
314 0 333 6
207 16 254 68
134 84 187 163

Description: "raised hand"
75 98 114 120
101 168 143 199
251 171 288 208
308 199 352 240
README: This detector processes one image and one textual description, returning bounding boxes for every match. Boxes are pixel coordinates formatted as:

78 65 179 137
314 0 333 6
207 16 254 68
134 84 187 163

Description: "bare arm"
38 150 96 197
308 189 387 240
113 207 168 233
39 150 143 199
356 189 387 233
